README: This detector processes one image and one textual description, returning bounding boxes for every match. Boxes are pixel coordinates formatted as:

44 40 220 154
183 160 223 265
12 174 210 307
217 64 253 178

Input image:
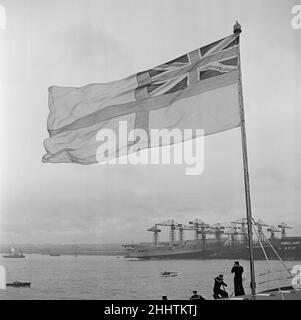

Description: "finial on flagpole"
233 21 242 34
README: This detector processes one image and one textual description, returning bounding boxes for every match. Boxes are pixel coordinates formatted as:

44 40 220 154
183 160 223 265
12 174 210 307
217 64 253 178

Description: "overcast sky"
0 0 300 244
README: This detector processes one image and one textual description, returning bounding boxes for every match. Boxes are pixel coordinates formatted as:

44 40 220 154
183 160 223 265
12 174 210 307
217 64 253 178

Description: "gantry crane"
231 218 248 242
255 219 269 243
207 223 225 241
157 219 178 243
177 224 184 242
176 224 196 242
189 219 210 240
277 222 292 238
267 225 281 240
147 225 161 245
224 224 241 242
197 221 210 240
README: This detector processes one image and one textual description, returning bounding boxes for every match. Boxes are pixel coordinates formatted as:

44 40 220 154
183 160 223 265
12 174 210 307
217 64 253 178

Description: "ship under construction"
122 219 301 260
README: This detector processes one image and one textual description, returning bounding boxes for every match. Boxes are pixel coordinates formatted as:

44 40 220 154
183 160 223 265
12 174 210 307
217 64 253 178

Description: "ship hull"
213 238 301 260
126 249 214 259
2 255 25 258
123 237 301 260
123 239 223 259
6 282 31 288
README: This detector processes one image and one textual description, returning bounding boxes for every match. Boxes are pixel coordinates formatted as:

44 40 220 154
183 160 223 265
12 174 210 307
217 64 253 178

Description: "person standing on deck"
231 261 245 296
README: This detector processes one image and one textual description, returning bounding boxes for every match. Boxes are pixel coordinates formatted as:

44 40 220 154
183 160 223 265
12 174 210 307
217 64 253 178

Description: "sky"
0 0 300 244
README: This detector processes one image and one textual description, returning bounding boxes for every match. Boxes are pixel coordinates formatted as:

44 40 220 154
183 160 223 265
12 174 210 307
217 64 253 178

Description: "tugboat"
6 281 31 288
2 247 25 258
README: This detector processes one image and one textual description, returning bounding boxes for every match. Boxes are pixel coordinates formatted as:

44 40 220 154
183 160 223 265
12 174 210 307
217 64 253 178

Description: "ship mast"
234 21 256 297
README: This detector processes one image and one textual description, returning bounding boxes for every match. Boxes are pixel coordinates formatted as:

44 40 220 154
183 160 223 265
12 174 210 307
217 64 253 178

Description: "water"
0 255 299 300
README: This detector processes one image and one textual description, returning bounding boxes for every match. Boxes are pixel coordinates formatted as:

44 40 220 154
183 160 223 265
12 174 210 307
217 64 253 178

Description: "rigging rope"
252 218 292 279
258 276 292 285
259 268 292 277
252 222 285 300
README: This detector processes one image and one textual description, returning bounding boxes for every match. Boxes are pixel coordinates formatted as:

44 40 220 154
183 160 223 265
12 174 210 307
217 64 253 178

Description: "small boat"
160 271 180 277
6 281 31 288
49 254 61 256
125 258 141 261
3 247 25 258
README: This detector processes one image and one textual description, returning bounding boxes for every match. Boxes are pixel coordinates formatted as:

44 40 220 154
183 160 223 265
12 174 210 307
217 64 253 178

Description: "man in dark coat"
213 274 228 299
190 290 206 301
231 261 245 296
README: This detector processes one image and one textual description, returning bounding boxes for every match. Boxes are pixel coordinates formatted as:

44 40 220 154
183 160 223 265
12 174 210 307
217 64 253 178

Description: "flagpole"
234 21 256 297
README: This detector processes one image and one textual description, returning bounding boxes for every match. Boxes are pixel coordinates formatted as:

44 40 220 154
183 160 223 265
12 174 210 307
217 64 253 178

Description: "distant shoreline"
0 252 125 256
0 243 127 256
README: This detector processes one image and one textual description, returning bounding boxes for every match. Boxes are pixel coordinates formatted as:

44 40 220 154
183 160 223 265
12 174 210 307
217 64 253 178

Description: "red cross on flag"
43 33 242 164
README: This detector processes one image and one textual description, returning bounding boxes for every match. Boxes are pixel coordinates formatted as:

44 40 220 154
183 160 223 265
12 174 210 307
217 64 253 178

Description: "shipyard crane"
177 224 184 242
176 224 196 242
255 219 269 243
224 224 241 242
189 219 209 240
189 218 201 240
231 218 248 242
208 223 225 241
277 222 292 238
196 221 210 240
157 220 178 243
267 225 281 240
147 225 161 245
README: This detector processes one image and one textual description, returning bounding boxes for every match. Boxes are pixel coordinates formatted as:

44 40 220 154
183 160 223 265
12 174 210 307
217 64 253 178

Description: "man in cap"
190 290 206 301
231 261 245 296
213 274 228 299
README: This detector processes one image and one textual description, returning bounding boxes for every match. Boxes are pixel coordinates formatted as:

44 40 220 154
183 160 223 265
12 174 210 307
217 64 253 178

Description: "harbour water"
0 255 299 300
